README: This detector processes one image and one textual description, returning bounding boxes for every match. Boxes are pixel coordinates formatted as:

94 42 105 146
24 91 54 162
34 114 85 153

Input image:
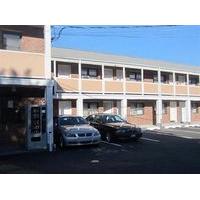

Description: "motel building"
0 25 54 154
52 48 200 129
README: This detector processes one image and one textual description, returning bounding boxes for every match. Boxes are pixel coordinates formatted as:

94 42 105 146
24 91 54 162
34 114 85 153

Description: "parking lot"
0 127 200 173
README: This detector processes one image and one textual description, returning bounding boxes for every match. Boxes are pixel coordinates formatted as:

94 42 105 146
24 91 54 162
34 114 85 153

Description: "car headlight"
94 131 100 136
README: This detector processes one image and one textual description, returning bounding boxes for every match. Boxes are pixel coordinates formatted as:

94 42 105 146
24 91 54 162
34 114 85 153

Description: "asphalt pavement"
0 127 200 173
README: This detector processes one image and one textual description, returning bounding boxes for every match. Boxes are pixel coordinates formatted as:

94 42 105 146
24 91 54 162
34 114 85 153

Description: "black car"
86 114 142 142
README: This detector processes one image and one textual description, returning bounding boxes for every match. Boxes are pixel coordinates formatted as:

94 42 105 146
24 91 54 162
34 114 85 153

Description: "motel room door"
170 101 177 122
179 101 187 123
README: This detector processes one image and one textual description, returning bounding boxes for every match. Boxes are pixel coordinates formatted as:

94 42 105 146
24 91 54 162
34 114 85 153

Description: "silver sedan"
54 115 101 148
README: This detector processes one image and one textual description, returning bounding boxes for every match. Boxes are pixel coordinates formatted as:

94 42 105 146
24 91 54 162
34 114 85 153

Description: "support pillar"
45 85 54 152
156 99 162 127
77 97 83 116
186 99 191 124
121 98 127 119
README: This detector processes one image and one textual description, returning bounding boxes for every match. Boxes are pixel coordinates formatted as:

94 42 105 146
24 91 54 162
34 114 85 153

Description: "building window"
57 63 71 78
130 103 144 116
81 67 98 79
2 32 21 50
189 76 199 85
126 69 141 81
153 72 158 83
104 68 113 80
176 74 186 85
116 69 123 80
59 101 72 115
162 102 168 114
83 102 98 116
192 103 198 114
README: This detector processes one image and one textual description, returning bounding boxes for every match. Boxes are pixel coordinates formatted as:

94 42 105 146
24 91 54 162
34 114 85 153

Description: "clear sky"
52 25 200 66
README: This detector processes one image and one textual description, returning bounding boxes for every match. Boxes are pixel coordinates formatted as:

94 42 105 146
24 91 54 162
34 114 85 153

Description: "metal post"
46 85 54 152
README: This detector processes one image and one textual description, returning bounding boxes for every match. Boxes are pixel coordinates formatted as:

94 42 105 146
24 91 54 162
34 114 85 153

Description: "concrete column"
78 60 82 94
45 85 54 152
123 66 126 95
186 99 191 124
44 25 51 79
187 73 189 96
102 64 105 94
173 72 176 96
141 68 144 95
77 97 83 116
158 68 161 94
156 99 162 127
121 98 127 119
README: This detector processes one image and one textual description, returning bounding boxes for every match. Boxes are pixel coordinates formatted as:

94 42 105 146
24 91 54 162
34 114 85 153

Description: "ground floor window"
129 102 144 115
83 102 98 116
192 102 198 114
162 102 168 114
59 101 72 115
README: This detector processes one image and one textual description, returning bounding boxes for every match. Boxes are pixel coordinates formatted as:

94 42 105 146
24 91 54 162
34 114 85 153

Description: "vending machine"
26 105 47 150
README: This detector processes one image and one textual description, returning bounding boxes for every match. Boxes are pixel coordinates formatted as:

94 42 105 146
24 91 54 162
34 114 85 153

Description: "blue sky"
52 25 200 66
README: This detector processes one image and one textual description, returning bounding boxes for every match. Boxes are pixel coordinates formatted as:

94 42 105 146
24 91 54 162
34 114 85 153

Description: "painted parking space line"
141 137 160 142
100 141 122 147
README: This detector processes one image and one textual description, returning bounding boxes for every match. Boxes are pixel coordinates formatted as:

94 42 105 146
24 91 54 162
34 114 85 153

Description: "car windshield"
60 117 88 126
103 115 125 123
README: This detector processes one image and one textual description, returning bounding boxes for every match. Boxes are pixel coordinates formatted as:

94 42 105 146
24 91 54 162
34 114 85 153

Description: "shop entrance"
0 85 45 154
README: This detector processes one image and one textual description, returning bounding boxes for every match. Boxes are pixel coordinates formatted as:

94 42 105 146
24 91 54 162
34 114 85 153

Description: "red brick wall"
191 102 200 123
0 25 44 53
127 101 154 125
162 101 170 124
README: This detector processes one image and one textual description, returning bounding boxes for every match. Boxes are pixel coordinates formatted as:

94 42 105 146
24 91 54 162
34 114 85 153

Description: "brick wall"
162 101 170 124
191 102 200 123
127 101 155 125
0 25 44 53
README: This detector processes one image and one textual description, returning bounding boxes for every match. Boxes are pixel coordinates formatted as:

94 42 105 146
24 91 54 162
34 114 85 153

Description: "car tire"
59 136 65 149
105 132 112 143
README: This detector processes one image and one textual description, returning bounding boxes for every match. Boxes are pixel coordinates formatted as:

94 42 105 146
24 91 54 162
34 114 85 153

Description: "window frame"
192 102 198 114
56 63 71 78
81 67 98 79
129 102 144 116
2 31 21 51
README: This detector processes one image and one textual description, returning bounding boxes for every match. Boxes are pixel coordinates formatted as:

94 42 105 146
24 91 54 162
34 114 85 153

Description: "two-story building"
51 48 200 128
0 25 53 153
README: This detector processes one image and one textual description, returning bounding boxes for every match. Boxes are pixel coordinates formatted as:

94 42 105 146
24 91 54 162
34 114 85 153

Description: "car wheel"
105 132 112 143
59 136 65 149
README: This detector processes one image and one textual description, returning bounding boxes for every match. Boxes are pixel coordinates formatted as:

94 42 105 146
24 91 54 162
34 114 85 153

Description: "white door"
179 101 187 123
59 101 72 115
170 101 177 122
103 101 113 114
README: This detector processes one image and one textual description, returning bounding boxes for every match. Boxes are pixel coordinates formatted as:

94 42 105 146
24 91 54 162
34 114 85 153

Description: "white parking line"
141 137 160 142
100 141 122 147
